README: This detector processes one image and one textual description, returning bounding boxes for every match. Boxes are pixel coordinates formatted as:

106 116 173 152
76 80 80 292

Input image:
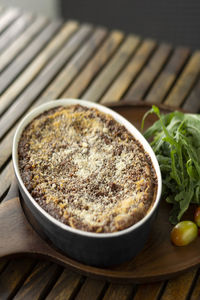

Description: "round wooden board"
1 102 200 284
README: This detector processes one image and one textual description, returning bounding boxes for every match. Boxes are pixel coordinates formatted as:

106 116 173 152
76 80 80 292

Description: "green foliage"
142 106 200 224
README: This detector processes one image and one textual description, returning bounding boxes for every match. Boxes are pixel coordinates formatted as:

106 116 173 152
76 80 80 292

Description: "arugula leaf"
142 106 200 224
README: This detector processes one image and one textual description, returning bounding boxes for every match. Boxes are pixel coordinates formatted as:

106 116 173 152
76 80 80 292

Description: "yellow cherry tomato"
194 207 200 227
171 221 198 246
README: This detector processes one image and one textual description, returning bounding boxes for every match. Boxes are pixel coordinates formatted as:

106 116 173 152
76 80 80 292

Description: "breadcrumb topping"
18 105 157 233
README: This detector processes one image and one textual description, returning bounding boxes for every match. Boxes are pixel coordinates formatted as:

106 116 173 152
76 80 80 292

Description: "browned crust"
18 104 157 233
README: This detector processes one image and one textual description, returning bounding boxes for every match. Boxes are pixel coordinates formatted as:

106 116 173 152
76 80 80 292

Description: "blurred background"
0 0 200 50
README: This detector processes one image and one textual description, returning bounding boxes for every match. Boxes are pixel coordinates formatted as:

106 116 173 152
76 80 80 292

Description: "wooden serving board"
1 103 200 284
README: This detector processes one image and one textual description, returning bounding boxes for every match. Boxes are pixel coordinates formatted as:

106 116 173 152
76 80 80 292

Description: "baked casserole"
18 104 157 233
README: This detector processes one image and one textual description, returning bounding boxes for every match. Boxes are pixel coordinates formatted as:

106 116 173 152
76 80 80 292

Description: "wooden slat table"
1 6 200 300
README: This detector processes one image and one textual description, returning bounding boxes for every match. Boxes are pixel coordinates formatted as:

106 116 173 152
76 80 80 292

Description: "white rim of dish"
13 98 162 238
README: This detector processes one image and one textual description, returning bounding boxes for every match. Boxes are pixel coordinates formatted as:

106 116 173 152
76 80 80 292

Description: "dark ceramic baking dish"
12 99 162 267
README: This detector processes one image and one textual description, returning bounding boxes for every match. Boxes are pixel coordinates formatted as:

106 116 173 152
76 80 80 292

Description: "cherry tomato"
171 221 198 246
194 207 200 227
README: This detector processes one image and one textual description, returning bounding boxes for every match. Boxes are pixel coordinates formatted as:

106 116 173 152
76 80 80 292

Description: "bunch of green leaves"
142 105 200 224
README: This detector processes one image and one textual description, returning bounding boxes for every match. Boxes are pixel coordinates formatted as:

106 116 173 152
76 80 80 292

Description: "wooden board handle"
0 197 112 282
0 197 36 257
0 197 60 258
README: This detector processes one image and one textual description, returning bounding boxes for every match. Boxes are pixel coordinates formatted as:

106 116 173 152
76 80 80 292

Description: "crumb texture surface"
18 105 157 233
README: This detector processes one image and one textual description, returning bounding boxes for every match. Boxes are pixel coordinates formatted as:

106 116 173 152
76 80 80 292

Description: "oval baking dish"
12 99 162 267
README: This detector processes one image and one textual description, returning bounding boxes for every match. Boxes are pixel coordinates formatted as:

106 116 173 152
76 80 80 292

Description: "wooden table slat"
133 282 165 300
100 38 156 103
0 258 36 299
0 19 63 103
102 284 135 300
160 269 197 300
0 12 34 54
0 23 93 140
38 27 107 103
0 25 93 171
189 271 200 300
0 259 8 274
0 161 13 200
0 15 48 72
46 269 82 300
0 29 122 173
0 127 15 169
164 51 200 107
82 34 141 102
0 7 20 34
74 278 106 300
183 78 200 113
0 20 62 96
124 43 172 100
145 47 190 104
28 22 93 106
63 30 124 99
13 262 62 300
